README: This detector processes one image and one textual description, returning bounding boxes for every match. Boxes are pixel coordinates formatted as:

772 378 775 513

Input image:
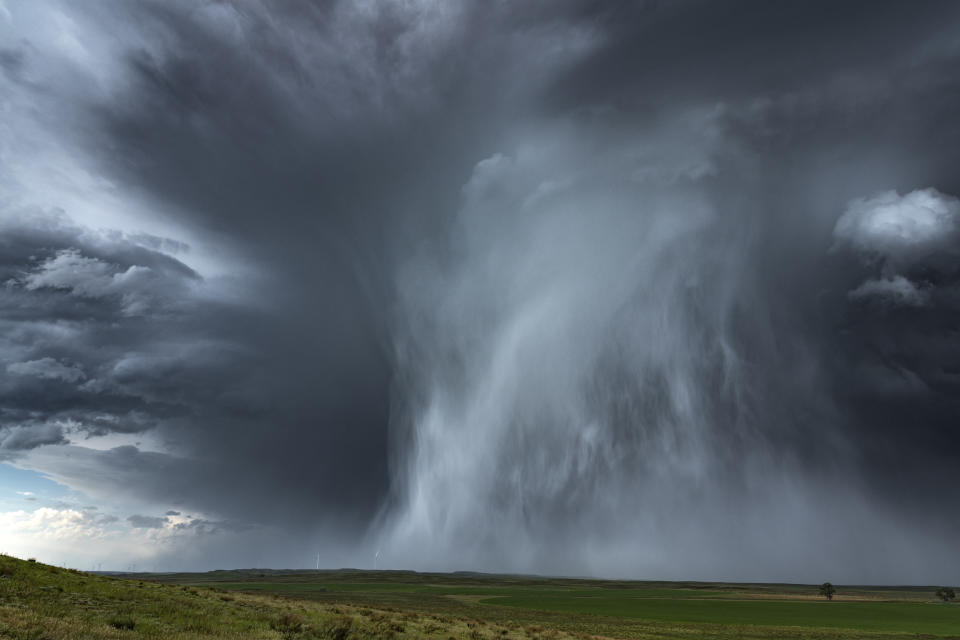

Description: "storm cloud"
1 0 959 581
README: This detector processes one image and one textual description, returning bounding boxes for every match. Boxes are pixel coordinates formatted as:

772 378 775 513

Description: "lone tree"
935 587 956 603
819 582 836 600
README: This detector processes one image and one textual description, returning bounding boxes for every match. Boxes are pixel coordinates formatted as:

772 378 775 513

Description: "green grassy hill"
0 554 510 639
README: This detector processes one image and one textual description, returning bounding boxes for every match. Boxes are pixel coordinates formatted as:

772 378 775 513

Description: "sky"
0 0 959 584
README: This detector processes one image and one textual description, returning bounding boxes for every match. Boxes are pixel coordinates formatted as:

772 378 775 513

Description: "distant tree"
819 582 836 601
936 587 956 603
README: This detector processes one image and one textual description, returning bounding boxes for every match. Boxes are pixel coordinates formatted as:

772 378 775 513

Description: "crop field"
2 554 957 639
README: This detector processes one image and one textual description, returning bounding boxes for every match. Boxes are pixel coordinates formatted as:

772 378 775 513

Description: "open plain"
2 555 957 639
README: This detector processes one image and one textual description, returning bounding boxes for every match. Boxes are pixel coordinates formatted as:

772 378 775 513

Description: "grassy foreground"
1 554 512 640
2 555 958 639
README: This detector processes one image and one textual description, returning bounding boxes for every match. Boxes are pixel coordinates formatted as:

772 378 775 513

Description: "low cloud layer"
1 0 959 581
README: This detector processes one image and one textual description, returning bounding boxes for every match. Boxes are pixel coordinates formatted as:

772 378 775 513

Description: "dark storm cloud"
0 209 391 529
8 358 86 383
825 188 960 502
2 0 959 580
373 0 960 579
0 421 66 454
6 0 600 532
0 212 200 457
530 0 960 493
544 0 960 110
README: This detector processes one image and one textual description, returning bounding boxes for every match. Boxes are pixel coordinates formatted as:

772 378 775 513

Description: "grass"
483 591 960 635
0 554 515 639
2 554 958 639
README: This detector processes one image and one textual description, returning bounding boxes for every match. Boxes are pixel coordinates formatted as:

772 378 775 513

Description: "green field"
2 554 958 639
485 591 960 634
160 568 959 639
195 580 959 635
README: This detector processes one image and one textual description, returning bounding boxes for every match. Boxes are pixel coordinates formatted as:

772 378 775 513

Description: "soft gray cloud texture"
127 514 167 529
7 358 85 383
0 0 958 581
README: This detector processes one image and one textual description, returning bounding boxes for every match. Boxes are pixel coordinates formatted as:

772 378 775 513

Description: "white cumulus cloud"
834 188 960 269
834 187 960 304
